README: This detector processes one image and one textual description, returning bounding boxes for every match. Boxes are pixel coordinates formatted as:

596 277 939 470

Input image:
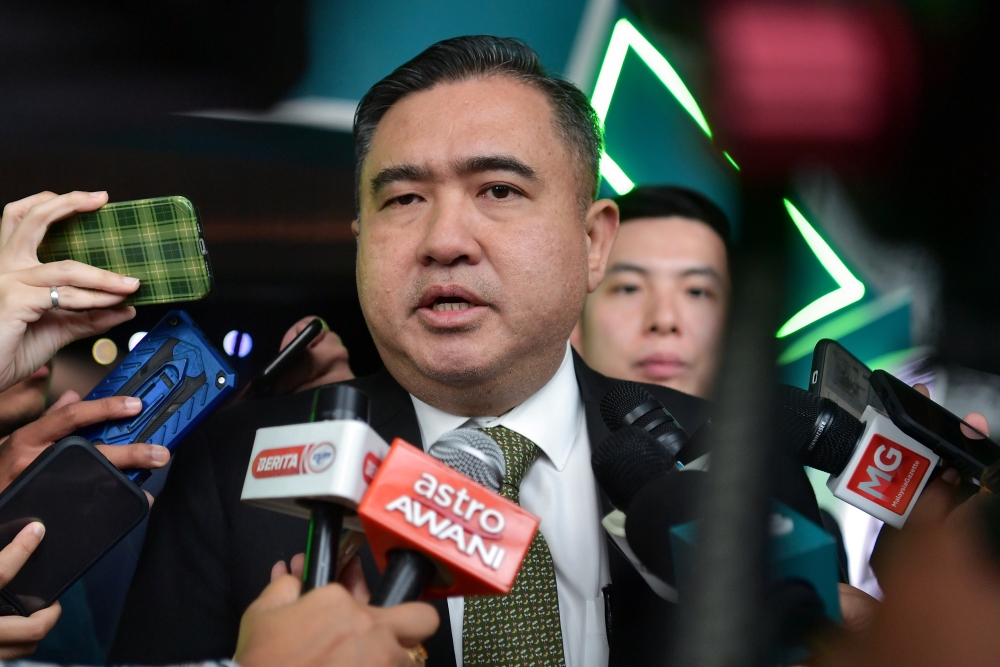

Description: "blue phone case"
77 310 237 484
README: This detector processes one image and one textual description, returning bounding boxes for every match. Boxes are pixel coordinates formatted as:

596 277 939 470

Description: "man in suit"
110 36 821 667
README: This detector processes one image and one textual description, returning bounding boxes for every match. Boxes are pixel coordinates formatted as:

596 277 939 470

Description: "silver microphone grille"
428 428 505 493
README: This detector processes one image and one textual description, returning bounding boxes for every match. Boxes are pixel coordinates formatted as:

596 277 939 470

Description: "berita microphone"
358 429 539 606
776 384 939 528
601 382 688 459
240 385 390 591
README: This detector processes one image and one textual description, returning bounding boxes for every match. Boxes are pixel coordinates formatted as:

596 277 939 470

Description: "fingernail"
942 468 960 483
121 276 140 287
151 446 170 464
316 317 329 331
89 191 107 198
125 397 142 410
30 522 44 538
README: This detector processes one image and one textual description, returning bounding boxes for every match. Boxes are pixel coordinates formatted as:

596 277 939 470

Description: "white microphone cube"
241 420 389 526
827 406 939 528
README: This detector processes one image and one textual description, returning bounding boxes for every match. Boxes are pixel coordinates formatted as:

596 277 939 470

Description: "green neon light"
723 151 740 171
777 200 866 339
777 289 911 365
591 18 713 193
600 151 634 194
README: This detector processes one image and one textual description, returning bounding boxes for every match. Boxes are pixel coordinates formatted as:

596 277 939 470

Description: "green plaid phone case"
37 196 213 306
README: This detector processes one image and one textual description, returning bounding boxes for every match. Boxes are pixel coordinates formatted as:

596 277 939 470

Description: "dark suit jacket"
109 354 821 666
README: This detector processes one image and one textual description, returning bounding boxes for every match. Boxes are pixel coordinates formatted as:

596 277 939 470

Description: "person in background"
570 185 730 399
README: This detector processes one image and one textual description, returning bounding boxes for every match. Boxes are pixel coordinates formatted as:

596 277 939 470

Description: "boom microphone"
601 382 688 459
359 429 539 606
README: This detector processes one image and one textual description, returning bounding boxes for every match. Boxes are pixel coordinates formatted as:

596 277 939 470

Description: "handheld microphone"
601 382 688 459
775 384 939 528
358 430 539 606
240 385 390 591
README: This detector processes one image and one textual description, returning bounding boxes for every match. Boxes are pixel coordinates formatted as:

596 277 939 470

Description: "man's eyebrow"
369 164 433 196
607 262 649 276
454 154 538 181
680 267 723 282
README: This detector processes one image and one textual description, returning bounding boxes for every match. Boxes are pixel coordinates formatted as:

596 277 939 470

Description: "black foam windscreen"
622 470 707 585
600 382 687 457
774 385 864 475
592 425 675 511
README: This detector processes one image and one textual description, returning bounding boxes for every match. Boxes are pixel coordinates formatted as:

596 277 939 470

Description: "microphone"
601 381 688 459
358 429 539 606
240 385 390 590
775 384 940 528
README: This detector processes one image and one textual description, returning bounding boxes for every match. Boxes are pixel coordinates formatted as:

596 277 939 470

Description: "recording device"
0 437 148 615
592 425 675 512
37 196 213 306
236 318 324 402
601 381 688 459
358 431 539 605
809 338 871 419
240 385 389 590
77 310 237 484
777 384 939 527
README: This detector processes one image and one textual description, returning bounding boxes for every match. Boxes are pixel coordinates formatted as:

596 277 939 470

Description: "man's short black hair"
614 185 731 244
353 35 603 216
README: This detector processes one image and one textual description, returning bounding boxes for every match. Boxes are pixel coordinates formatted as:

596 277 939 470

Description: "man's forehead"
361 77 564 179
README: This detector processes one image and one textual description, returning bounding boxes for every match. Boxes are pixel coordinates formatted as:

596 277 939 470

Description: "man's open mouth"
431 297 473 312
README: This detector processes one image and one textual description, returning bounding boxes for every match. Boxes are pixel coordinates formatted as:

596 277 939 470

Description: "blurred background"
2 0 998 427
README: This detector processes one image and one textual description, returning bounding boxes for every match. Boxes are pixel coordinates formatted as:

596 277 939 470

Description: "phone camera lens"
167 317 179 327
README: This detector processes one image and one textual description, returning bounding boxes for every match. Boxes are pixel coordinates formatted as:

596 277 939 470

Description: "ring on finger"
50 287 59 310
406 645 427 666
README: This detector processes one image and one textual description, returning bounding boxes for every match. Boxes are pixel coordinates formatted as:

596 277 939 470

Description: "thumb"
248 574 301 614
0 522 44 587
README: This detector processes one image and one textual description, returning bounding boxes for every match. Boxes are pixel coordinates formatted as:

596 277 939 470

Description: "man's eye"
688 287 710 298
486 185 517 199
613 284 639 294
390 193 420 207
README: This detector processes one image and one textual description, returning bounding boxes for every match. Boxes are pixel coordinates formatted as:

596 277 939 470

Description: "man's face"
354 77 617 412
573 217 729 398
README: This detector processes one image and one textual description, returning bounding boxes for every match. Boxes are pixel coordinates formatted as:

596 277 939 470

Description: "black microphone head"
312 385 369 423
600 381 687 457
624 470 707 584
428 429 505 493
592 425 675 510
774 385 863 475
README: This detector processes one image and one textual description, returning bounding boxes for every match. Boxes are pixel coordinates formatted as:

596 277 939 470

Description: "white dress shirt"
410 343 610 667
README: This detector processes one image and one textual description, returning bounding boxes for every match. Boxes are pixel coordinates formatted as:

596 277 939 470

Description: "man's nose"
417 195 483 267
647 291 680 335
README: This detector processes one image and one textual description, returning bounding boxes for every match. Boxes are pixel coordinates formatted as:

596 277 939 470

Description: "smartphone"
77 310 237 484
809 339 872 419
868 369 1000 483
236 318 324 402
0 437 149 616
36 196 213 306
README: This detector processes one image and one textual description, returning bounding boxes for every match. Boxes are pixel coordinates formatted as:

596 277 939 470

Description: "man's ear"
351 219 360 239
584 199 619 293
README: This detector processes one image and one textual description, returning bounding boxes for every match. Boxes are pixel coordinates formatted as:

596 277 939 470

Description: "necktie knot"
478 425 539 504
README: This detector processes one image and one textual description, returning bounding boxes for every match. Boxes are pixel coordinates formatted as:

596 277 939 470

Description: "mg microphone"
776 384 939 528
601 382 688 459
240 385 389 591
359 429 539 606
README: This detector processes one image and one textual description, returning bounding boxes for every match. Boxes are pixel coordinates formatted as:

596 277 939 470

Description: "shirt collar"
409 343 582 471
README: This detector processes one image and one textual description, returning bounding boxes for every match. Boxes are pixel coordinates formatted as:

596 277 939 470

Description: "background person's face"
354 77 617 413
573 217 729 398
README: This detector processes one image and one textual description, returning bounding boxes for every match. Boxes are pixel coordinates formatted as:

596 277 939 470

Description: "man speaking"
110 36 820 667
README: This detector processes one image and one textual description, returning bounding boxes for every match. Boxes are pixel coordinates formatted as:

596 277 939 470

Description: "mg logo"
847 433 930 515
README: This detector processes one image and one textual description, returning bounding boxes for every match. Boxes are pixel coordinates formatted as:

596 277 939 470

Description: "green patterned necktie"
462 425 566 667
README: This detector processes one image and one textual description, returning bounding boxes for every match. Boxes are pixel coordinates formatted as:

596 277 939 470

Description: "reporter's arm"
0 522 61 659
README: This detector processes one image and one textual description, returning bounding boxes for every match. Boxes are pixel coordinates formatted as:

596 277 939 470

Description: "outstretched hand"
0 192 140 392
272 316 355 395
0 522 62 659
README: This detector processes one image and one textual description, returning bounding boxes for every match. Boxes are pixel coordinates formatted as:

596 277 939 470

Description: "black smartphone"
809 339 872 419
236 318 325 402
0 437 149 615
868 369 1000 483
